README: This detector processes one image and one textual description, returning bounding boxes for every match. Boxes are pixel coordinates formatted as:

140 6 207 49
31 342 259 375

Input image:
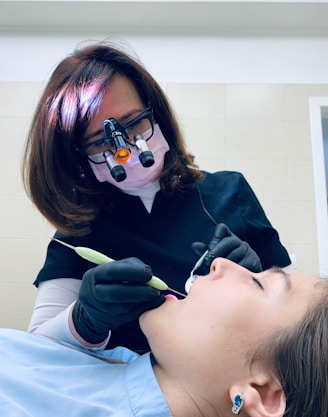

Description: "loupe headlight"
103 119 131 164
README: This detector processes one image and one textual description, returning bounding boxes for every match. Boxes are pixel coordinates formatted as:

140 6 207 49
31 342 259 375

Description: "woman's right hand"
72 258 165 344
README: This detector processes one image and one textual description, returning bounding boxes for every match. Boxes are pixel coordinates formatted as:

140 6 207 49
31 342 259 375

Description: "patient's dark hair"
22 41 202 236
251 281 328 417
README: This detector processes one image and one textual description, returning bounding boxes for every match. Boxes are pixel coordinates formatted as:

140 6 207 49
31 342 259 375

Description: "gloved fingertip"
191 241 208 257
214 223 231 239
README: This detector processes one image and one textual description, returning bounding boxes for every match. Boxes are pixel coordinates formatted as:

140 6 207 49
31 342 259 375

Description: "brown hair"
251 281 328 417
22 41 203 236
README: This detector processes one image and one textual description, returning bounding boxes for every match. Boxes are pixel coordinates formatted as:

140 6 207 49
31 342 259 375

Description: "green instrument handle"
75 246 168 291
75 246 112 264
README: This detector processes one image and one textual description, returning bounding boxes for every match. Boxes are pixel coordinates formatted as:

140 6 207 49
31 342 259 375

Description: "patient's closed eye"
252 277 264 290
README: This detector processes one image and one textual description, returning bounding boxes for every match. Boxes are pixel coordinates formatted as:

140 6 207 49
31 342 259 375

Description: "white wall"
2 34 328 84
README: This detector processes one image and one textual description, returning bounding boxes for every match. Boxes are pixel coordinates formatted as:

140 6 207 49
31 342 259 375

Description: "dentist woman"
23 41 291 352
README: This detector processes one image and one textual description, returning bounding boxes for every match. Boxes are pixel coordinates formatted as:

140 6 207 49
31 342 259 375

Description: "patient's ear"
229 376 286 417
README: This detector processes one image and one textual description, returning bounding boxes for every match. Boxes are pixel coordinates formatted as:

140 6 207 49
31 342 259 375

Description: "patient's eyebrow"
270 267 292 290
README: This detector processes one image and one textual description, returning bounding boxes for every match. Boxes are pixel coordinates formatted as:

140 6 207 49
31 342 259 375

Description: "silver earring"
232 394 244 415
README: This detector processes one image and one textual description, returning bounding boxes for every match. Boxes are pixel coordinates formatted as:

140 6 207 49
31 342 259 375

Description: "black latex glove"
192 223 262 274
72 257 165 344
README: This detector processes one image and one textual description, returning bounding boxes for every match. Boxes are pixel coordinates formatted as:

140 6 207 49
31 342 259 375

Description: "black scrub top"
35 171 291 352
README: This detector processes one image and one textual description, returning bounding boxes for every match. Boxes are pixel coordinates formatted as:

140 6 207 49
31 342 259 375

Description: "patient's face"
140 258 319 376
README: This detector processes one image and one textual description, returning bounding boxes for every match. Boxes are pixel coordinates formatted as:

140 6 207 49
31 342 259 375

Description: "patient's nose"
210 257 247 278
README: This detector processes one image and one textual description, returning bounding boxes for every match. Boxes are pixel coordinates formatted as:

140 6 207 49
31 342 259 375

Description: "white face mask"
89 124 170 190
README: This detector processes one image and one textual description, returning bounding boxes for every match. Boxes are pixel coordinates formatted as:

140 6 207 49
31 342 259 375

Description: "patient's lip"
165 294 178 301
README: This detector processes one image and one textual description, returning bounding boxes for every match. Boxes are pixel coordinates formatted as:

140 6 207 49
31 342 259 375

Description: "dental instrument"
52 238 186 298
185 249 209 293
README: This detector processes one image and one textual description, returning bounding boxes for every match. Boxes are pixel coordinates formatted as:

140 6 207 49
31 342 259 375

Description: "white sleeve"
28 278 81 333
28 279 110 350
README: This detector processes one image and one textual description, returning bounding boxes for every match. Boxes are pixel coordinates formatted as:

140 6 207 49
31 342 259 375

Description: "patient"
1 258 327 417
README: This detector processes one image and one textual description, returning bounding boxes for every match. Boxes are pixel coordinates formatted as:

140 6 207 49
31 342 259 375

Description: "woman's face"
140 258 319 381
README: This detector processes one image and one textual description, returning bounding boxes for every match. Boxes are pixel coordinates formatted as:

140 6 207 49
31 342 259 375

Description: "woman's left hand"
192 223 262 274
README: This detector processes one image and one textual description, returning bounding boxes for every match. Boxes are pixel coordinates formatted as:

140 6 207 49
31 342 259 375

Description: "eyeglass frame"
78 106 155 164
